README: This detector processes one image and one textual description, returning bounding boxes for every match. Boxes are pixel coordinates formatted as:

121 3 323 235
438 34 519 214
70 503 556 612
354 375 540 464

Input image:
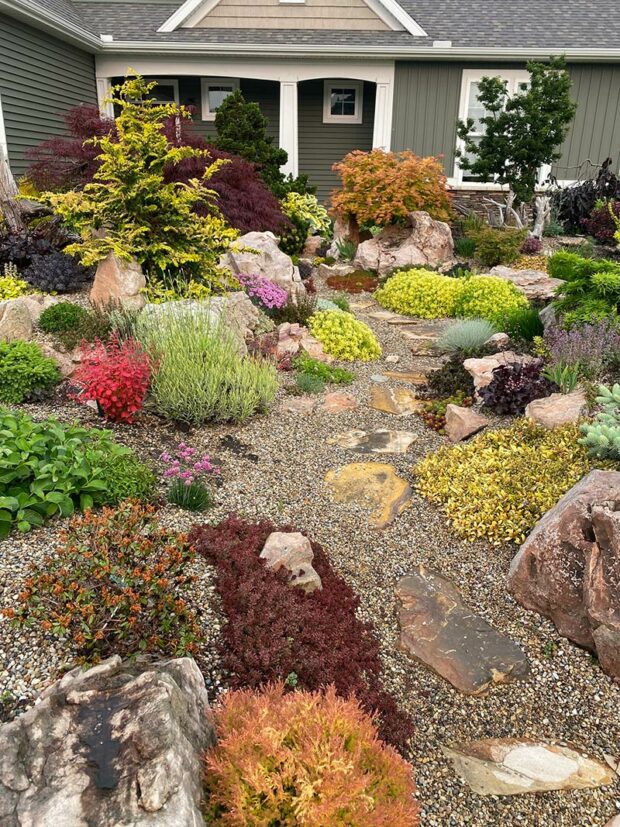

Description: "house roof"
4 0 620 57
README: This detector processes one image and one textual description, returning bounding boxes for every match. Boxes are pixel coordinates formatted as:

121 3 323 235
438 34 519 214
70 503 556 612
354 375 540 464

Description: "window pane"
208 85 234 112
330 87 356 117
152 84 176 103
467 81 486 133
462 136 485 182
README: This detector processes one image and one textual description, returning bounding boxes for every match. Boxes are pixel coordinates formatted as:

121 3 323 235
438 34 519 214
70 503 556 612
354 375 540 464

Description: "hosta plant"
480 359 556 415
308 309 381 361
579 383 620 459
6 502 202 658
204 683 419 826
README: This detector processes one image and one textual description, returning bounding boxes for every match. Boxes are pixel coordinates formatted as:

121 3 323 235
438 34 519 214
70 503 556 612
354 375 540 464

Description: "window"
201 78 240 121
323 81 363 124
148 79 180 104
454 69 529 185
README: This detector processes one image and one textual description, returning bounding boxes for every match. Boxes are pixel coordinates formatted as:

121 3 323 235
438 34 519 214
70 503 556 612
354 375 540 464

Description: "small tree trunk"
504 190 525 230
0 147 25 232
531 194 551 239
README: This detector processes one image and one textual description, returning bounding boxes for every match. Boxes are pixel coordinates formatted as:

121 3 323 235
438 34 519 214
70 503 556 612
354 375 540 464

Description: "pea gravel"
1 285 619 826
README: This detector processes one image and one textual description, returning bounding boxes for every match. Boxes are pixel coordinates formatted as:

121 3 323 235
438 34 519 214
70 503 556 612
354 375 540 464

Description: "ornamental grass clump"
437 319 497 357
204 683 419 827
374 269 462 318
6 501 202 658
308 309 381 361
137 307 278 425
189 516 413 753
414 420 594 545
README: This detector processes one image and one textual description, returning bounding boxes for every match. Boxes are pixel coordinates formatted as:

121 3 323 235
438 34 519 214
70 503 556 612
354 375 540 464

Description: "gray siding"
298 79 375 202
393 61 620 181
0 13 97 177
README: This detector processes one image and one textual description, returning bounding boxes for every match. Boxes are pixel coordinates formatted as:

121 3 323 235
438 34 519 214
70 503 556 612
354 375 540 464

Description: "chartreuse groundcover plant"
204 683 419 826
415 419 596 545
309 309 381 361
0 409 151 537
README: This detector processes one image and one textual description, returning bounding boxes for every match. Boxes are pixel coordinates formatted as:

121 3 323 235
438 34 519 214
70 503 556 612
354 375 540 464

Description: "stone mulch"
1 277 619 825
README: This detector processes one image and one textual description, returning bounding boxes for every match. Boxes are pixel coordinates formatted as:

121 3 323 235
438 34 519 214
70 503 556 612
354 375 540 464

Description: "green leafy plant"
294 352 354 385
0 341 60 404
469 226 527 267
497 306 544 341
136 307 278 425
38 301 89 335
454 236 477 258
334 238 357 261
426 353 476 398
0 410 140 537
295 372 326 395
331 292 350 313
44 73 238 290
437 319 497 356
375 269 462 318
0 263 31 299
98 453 156 505
204 684 419 826
308 310 381 361
453 275 529 325
281 192 330 237
549 250 620 325
543 362 581 393
415 419 594 545
6 501 202 658
579 383 620 459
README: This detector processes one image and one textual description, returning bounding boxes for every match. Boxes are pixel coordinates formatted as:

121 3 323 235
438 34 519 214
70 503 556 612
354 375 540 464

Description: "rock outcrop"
508 470 620 682
444 404 487 442
0 656 215 826
90 252 146 310
525 389 587 428
354 211 454 276
220 231 306 302
464 351 535 391
260 531 322 592
488 265 564 301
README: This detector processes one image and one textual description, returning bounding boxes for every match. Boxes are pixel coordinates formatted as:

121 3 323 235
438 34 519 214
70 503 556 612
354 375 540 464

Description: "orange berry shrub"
330 149 453 227
5 501 202 659
204 683 419 827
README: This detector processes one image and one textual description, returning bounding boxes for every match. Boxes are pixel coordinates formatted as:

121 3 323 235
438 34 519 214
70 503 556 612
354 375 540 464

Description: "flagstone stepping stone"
604 817 620 826
370 374 389 383
325 462 411 528
367 309 402 322
396 566 530 694
260 532 322 592
384 354 400 363
443 738 615 796
328 429 417 454
369 385 423 415
384 370 427 385
349 299 374 310
445 404 487 442
320 391 358 413
281 397 316 414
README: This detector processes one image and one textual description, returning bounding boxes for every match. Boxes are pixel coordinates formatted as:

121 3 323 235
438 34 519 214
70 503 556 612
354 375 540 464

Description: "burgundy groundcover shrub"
26 104 288 235
189 516 414 754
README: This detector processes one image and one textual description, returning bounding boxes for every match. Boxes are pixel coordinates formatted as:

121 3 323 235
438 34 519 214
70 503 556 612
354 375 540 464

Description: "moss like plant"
308 310 381 361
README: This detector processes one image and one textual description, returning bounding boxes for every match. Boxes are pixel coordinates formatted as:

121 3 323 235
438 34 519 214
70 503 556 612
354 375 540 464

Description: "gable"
192 0 390 31
158 0 427 35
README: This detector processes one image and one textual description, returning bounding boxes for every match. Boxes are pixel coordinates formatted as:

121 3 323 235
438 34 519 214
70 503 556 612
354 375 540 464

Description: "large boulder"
463 350 535 391
220 231 306 302
525 388 587 428
353 211 454 276
90 252 146 310
488 265 564 301
508 470 620 682
0 656 215 826
0 294 58 342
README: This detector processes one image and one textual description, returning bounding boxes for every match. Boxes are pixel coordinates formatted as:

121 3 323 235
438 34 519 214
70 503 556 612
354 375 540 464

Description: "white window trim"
0 94 8 165
454 68 530 185
200 77 240 121
323 80 363 125
148 78 180 104
279 0 305 4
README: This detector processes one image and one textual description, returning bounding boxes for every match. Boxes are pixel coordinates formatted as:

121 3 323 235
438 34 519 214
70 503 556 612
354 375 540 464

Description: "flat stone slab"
384 370 427 385
489 265 564 301
328 429 417 454
369 385 424 415
325 462 411 528
443 738 615 796
320 391 358 413
396 566 530 694
281 397 316 414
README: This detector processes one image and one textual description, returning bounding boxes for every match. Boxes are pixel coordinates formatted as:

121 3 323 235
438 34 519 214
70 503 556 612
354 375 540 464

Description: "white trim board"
0 94 8 165
157 0 426 36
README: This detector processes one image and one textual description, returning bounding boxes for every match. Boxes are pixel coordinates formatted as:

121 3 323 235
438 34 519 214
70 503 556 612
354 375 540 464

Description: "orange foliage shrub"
330 149 453 226
204 683 419 827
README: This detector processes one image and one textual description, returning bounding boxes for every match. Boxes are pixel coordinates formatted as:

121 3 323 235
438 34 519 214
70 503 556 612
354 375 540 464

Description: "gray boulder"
220 231 306 302
0 656 214 827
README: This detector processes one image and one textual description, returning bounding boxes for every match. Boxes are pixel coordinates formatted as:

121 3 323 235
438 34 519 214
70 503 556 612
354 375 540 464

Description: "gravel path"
1 283 619 825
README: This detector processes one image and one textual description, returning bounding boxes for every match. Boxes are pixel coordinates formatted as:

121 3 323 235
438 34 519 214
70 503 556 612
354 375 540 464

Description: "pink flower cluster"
159 443 220 487
237 272 288 309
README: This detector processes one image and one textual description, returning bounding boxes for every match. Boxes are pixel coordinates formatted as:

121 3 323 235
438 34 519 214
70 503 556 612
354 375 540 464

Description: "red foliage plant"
25 103 288 235
72 335 151 424
188 516 414 754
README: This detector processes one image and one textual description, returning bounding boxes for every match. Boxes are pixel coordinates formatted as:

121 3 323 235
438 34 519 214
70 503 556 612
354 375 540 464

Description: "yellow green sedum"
309 310 382 361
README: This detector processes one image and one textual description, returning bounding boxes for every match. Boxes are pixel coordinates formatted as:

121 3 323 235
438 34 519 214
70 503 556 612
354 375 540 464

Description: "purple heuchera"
160 443 220 487
237 272 288 309
545 319 620 377
521 236 543 255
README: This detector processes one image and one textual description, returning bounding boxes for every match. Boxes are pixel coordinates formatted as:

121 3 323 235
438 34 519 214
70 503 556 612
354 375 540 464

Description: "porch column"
96 77 115 119
279 81 298 177
372 81 394 151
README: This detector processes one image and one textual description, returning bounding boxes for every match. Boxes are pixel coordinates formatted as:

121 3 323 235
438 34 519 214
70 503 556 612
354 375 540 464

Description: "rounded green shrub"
99 453 157 505
374 269 461 318
454 275 528 324
308 310 381 361
39 301 89 334
0 341 60 404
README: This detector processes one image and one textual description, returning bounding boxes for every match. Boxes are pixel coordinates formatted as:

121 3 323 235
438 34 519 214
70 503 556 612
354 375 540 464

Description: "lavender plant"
544 319 620 379
160 443 220 511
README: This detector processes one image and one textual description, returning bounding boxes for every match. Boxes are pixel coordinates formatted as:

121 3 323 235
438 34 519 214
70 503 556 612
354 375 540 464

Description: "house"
1 0 619 203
